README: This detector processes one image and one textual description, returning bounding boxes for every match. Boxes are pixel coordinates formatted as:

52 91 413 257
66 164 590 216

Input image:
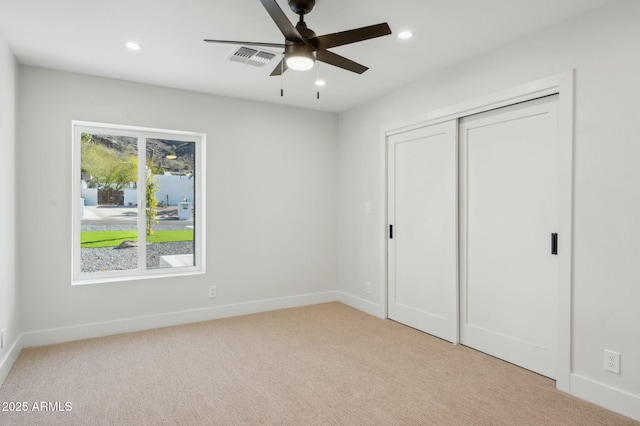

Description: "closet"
388 95 559 378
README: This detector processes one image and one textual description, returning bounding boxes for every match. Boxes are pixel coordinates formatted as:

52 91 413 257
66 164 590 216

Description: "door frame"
380 71 574 392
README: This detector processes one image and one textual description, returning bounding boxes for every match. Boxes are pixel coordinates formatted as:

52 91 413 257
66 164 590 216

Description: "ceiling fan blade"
312 23 392 50
270 58 289 76
259 0 303 42
204 39 285 48
316 50 368 74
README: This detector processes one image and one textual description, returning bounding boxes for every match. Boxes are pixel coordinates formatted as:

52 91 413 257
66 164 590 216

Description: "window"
72 121 205 284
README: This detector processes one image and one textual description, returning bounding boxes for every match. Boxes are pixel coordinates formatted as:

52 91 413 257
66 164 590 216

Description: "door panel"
459 95 559 378
388 120 457 343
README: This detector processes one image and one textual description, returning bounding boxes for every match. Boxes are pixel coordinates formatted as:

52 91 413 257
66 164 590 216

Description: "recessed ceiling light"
398 31 413 40
126 41 143 50
315 79 326 87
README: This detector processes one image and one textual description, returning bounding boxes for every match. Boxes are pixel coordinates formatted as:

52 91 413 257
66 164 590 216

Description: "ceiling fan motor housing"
295 21 316 39
288 0 315 15
285 43 316 60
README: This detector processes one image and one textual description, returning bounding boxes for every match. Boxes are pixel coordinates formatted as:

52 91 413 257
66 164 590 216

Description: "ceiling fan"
204 0 392 76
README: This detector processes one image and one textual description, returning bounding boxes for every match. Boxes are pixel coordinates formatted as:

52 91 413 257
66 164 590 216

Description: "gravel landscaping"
80 224 194 273
81 242 194 272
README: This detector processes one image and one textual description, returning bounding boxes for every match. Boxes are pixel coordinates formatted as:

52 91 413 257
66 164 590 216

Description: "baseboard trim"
0 333 23 389
337 291 385 318
570 373 640 421
23 291 338 348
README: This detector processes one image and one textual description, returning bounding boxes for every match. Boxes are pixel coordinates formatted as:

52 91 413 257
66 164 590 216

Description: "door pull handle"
551 233 558 255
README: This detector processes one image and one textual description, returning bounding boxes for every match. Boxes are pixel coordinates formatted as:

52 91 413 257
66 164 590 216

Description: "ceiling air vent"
227 46 276 68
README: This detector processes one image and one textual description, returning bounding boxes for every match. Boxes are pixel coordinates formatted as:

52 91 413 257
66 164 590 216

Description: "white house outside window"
72 121 205 284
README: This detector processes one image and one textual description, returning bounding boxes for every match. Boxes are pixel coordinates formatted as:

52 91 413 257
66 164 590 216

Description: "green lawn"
81 230 194 248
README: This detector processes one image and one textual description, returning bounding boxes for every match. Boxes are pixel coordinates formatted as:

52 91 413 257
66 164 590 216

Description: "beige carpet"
0 302 636 425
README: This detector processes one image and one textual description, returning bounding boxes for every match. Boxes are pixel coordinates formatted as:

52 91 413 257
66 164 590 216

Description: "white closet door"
459 95 559 378
388 120 458 343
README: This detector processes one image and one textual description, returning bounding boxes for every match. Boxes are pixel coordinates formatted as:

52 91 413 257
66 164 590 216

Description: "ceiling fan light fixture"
286 55 314 71
285 43 315 71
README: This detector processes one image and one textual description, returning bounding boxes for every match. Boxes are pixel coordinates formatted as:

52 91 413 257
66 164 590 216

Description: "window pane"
80 133 139 273
145 139 196 270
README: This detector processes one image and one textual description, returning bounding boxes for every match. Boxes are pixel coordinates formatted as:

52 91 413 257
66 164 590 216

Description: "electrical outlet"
604 350 620 374
208 285 217 299
365 281 371 295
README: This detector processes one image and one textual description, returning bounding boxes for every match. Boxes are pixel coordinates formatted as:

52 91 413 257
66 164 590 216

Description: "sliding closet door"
459 95 559 378
388 120 457 343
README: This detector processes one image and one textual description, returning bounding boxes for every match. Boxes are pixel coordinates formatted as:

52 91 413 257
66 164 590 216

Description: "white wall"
123 188 137 207
17 67 338 341
81 187 97 206
0 32 20 383
337 0 640 420
155 174 194 206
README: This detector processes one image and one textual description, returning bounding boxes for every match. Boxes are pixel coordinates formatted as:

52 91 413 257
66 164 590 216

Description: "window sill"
72 268 205 286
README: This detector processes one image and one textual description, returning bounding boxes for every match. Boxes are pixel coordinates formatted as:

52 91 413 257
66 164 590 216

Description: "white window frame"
72 121 206 285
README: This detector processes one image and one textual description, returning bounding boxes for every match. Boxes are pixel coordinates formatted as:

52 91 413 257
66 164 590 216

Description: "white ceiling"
0 0 619 112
